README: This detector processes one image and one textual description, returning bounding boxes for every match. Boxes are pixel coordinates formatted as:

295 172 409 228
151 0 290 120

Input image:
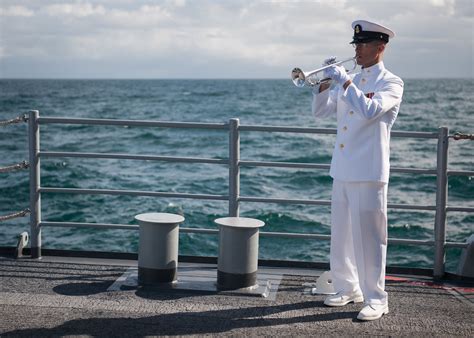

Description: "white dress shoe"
324 291 364 307
357 303 389 321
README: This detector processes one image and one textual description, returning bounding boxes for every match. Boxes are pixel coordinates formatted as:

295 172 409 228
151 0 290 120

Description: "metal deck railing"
3 110 474 278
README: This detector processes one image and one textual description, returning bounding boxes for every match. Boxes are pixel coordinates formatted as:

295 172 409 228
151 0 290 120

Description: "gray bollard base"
138 266 177 285
217 270 257 290
110 267 281 299
215 217 265 290
135 212 184 287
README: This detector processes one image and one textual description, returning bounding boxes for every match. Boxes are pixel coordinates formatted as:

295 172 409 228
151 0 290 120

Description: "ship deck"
1 254 473 337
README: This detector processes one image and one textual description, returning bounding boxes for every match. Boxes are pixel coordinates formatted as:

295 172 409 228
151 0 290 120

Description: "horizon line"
1 77 473 81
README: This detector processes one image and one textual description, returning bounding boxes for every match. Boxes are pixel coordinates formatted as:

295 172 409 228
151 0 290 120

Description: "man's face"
353 41 385 68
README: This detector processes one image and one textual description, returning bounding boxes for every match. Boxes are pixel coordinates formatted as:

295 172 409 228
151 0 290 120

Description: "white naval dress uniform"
312 61 403 305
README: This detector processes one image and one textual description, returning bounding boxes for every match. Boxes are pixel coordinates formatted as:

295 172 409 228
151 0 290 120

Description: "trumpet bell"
291 68 306 87
291 67 327 88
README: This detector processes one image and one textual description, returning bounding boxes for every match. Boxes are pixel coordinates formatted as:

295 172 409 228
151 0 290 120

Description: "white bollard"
135 213 185 285
215 217 265 290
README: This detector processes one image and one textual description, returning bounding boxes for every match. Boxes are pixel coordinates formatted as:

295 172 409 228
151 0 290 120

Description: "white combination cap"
350 20 395 44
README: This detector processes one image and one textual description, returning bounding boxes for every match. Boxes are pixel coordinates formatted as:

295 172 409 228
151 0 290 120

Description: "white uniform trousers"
330 179 388 305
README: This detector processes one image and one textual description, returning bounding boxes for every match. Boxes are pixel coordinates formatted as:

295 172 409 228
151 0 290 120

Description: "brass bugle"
291 57 357 87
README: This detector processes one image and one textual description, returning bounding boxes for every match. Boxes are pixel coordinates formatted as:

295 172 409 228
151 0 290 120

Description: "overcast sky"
0 0 472 79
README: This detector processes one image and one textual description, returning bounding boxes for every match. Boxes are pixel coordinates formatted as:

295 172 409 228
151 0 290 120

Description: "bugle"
291 57 357 87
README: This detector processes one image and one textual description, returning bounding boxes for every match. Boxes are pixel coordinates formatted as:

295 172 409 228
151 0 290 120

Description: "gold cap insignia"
355 25 361 34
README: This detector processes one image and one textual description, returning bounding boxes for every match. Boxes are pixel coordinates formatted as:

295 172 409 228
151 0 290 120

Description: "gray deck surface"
1 256 473 337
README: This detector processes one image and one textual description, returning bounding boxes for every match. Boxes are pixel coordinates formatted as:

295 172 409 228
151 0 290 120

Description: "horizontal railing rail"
25 112 472 278
447 169 474 176
38 117 441 138
39 151 228 165
38 116 228 130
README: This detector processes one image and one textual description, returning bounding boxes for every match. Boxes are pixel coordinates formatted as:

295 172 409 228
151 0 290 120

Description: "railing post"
434 126 448 279
228 118 240 217
28 110 41 259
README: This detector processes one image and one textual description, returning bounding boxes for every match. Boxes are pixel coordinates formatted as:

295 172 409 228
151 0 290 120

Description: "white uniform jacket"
312 62 403 183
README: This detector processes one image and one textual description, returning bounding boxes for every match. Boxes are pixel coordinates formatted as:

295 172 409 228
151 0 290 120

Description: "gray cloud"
0 0 472 78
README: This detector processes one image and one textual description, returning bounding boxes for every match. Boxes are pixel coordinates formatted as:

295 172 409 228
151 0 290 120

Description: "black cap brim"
351 30 389 44
350 37 378 44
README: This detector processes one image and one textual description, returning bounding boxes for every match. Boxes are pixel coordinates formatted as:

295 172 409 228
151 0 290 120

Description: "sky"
0 0 473 79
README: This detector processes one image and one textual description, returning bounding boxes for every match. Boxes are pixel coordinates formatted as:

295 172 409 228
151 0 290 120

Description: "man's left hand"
323 65 351 86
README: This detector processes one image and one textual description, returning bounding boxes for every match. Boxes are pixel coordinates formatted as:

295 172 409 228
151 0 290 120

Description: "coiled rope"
0 114 28 127
0 161 29 173
0 208 30 222
452 132 474 141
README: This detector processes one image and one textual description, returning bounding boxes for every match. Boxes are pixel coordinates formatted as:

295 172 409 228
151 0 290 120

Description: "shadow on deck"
0 254 472 336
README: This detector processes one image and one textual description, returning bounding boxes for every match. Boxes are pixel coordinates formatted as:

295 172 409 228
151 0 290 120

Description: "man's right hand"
323 65 351 87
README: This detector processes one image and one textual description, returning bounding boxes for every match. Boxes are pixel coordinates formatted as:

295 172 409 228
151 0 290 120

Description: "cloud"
0 0 472 78
44 3 106 17
0 5 34 17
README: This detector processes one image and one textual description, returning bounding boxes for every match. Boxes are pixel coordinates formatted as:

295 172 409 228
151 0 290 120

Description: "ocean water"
0 78 473 272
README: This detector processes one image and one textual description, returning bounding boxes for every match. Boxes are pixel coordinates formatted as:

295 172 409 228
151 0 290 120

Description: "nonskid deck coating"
0 256 472 336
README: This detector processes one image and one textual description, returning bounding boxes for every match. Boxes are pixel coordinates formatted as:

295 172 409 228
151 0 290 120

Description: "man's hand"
322 56 337 66
323 65 351 87
317 57 337 92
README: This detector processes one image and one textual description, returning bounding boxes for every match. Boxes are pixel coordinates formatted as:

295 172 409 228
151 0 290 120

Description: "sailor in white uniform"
312 20 404 321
